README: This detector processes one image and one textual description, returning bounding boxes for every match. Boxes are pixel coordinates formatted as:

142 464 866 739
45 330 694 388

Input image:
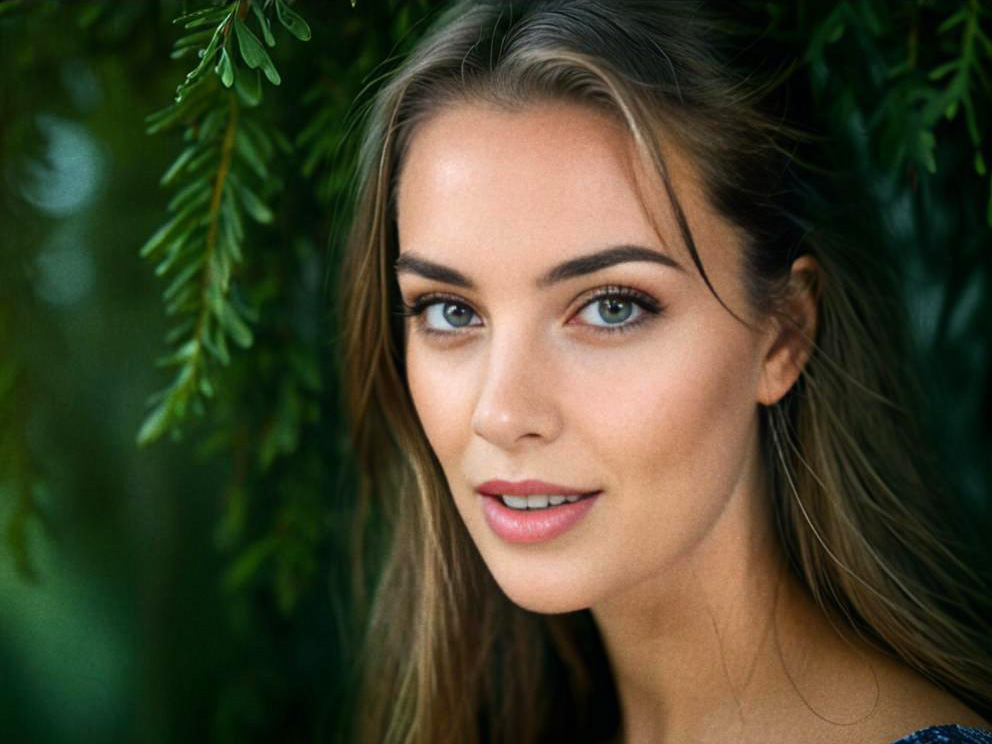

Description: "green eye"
572 286 662 335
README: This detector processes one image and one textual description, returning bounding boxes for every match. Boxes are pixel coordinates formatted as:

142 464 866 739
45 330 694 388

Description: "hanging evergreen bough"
137 0 310 446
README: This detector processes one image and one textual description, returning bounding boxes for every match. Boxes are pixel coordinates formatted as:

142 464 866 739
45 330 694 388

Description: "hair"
333 1 992 742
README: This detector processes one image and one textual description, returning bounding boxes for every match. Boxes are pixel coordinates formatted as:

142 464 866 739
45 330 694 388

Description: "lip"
479 491 602 544
476 479 597 496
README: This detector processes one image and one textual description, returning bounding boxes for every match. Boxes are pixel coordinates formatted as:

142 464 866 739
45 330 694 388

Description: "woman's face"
396 101 781 613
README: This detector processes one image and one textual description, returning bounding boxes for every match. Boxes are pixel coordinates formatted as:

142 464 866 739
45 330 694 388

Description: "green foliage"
765 0 992 224
138 0 308 447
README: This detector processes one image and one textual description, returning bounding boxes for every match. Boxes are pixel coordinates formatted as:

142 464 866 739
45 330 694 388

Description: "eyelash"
396 285 664 339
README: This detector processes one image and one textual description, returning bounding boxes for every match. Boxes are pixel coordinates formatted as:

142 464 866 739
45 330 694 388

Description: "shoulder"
824 643 991 744
884 725 992 744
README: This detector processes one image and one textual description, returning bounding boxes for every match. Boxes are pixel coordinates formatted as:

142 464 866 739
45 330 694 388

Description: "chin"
506 588 589 615
485 563 598 615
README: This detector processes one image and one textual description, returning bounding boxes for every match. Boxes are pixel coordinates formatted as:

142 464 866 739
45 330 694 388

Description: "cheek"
574 321 759 453
573 322 762 540
405 342 471 463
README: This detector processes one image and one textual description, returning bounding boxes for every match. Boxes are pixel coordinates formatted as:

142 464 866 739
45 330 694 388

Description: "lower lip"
479 492 601 544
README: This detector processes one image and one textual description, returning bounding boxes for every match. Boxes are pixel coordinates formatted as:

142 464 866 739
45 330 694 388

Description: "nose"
470 325 563 450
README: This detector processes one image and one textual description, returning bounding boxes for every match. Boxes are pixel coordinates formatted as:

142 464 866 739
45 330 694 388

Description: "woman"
336 1 992 742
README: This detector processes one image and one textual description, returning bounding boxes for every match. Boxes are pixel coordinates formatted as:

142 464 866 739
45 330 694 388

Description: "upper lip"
476 479 599 496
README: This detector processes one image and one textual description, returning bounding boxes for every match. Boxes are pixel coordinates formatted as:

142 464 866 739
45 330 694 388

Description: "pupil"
443 302 471 327
600 298 632 323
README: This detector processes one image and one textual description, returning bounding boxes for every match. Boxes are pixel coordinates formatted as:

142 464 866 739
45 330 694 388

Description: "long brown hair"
335 2 992 741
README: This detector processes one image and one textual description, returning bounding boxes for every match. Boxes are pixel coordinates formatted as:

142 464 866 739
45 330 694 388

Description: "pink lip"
479 492 602 544
476 479 596 496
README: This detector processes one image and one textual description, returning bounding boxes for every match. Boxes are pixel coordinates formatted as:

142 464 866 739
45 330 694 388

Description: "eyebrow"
394 244 684 290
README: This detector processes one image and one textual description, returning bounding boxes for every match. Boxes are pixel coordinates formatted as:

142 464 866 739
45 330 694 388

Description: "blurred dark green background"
0 1 989 742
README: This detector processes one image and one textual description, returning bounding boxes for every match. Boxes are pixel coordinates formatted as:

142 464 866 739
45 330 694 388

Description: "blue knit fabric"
887 725 992 743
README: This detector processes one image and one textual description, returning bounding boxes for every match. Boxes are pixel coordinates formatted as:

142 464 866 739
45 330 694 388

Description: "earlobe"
756 255 821 406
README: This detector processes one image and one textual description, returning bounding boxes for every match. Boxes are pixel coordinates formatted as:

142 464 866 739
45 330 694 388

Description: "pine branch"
137 0 310 446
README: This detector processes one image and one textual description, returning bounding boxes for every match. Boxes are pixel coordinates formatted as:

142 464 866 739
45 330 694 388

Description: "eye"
571 285 663 335
423 299 479 331
398 293 482 337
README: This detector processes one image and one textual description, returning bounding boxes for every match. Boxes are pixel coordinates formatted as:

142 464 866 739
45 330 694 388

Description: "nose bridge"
471 318 561 448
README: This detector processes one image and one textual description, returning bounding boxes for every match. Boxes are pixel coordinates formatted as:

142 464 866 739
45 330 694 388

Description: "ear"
756 255 820 406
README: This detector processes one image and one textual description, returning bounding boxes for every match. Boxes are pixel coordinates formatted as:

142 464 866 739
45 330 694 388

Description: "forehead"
395 101 742 296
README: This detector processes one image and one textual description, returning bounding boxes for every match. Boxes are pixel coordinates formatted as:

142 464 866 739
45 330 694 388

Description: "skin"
394 101 987 743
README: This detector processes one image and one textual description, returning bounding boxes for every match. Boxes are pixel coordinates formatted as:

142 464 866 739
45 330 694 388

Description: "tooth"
498 493 587 510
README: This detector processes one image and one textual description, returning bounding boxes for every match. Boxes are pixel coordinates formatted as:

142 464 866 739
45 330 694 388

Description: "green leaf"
238 187 273 224
174 5 230 28
929 60 959 81
230 173 273 224
221 190 245 244
234 129 268 179
165 318 195 345
243 120 274 160
219 215 243 264
234 18 281 85
975 151 987 177
275 0 311 41
137 401 172 446
140 205 202 258
156 339 197 367
165 286 195 316
161 146 198 186
173 29 214 50
252 4 276 46
155 238 196 277
221 302 254 348
216 46 235 87
215 328 232 364
167 176 211 213
233 17 265 67
163 254 205 301
937 9 966 35
183 146 219 176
